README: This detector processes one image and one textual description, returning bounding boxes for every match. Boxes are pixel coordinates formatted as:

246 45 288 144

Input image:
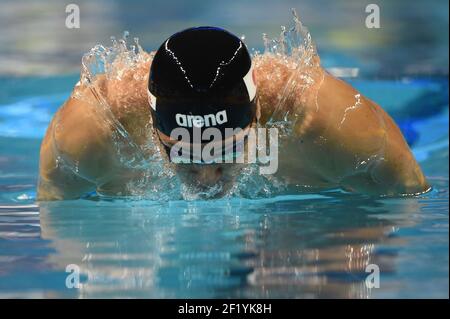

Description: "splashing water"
53 12 332 201
261 9 317 64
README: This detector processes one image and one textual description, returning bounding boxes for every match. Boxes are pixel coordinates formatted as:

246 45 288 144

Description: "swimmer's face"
157 125 256 195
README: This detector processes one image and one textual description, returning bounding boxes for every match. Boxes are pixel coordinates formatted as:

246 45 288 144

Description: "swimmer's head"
148 26 257 191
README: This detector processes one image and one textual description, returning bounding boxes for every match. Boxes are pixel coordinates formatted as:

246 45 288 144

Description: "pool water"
0 73 448 298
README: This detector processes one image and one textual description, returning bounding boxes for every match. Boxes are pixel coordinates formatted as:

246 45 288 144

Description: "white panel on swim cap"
148 89 157 110
243 63 256 101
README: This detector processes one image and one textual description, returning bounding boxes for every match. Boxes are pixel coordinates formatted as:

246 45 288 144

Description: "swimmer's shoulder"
98 50 155 145
43 49 156 170
252 53 323 125
38 84 121 199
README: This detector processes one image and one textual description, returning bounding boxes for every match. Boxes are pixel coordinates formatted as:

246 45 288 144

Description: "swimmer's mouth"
184 182 230 199
181 174 234 194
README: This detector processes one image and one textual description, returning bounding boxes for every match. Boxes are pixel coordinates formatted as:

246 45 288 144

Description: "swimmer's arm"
296 70 430 195
38 86 121 200
38 113 95 200
254 55 429 195
38 51 155 201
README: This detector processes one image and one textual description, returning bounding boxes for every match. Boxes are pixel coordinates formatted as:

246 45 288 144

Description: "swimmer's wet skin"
37 26 430 200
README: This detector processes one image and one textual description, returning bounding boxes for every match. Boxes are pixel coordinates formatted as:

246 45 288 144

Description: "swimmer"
38 26 430 200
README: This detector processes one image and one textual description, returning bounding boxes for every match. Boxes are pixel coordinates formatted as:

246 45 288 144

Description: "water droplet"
110 36 117 46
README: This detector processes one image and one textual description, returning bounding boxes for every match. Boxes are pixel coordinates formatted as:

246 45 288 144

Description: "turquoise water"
0 75 448 298
0 0 448 299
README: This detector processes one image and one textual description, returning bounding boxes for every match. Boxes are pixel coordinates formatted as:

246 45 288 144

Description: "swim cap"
148 26 257 144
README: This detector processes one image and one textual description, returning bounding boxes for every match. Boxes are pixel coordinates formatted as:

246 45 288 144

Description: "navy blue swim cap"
148 26 257 142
